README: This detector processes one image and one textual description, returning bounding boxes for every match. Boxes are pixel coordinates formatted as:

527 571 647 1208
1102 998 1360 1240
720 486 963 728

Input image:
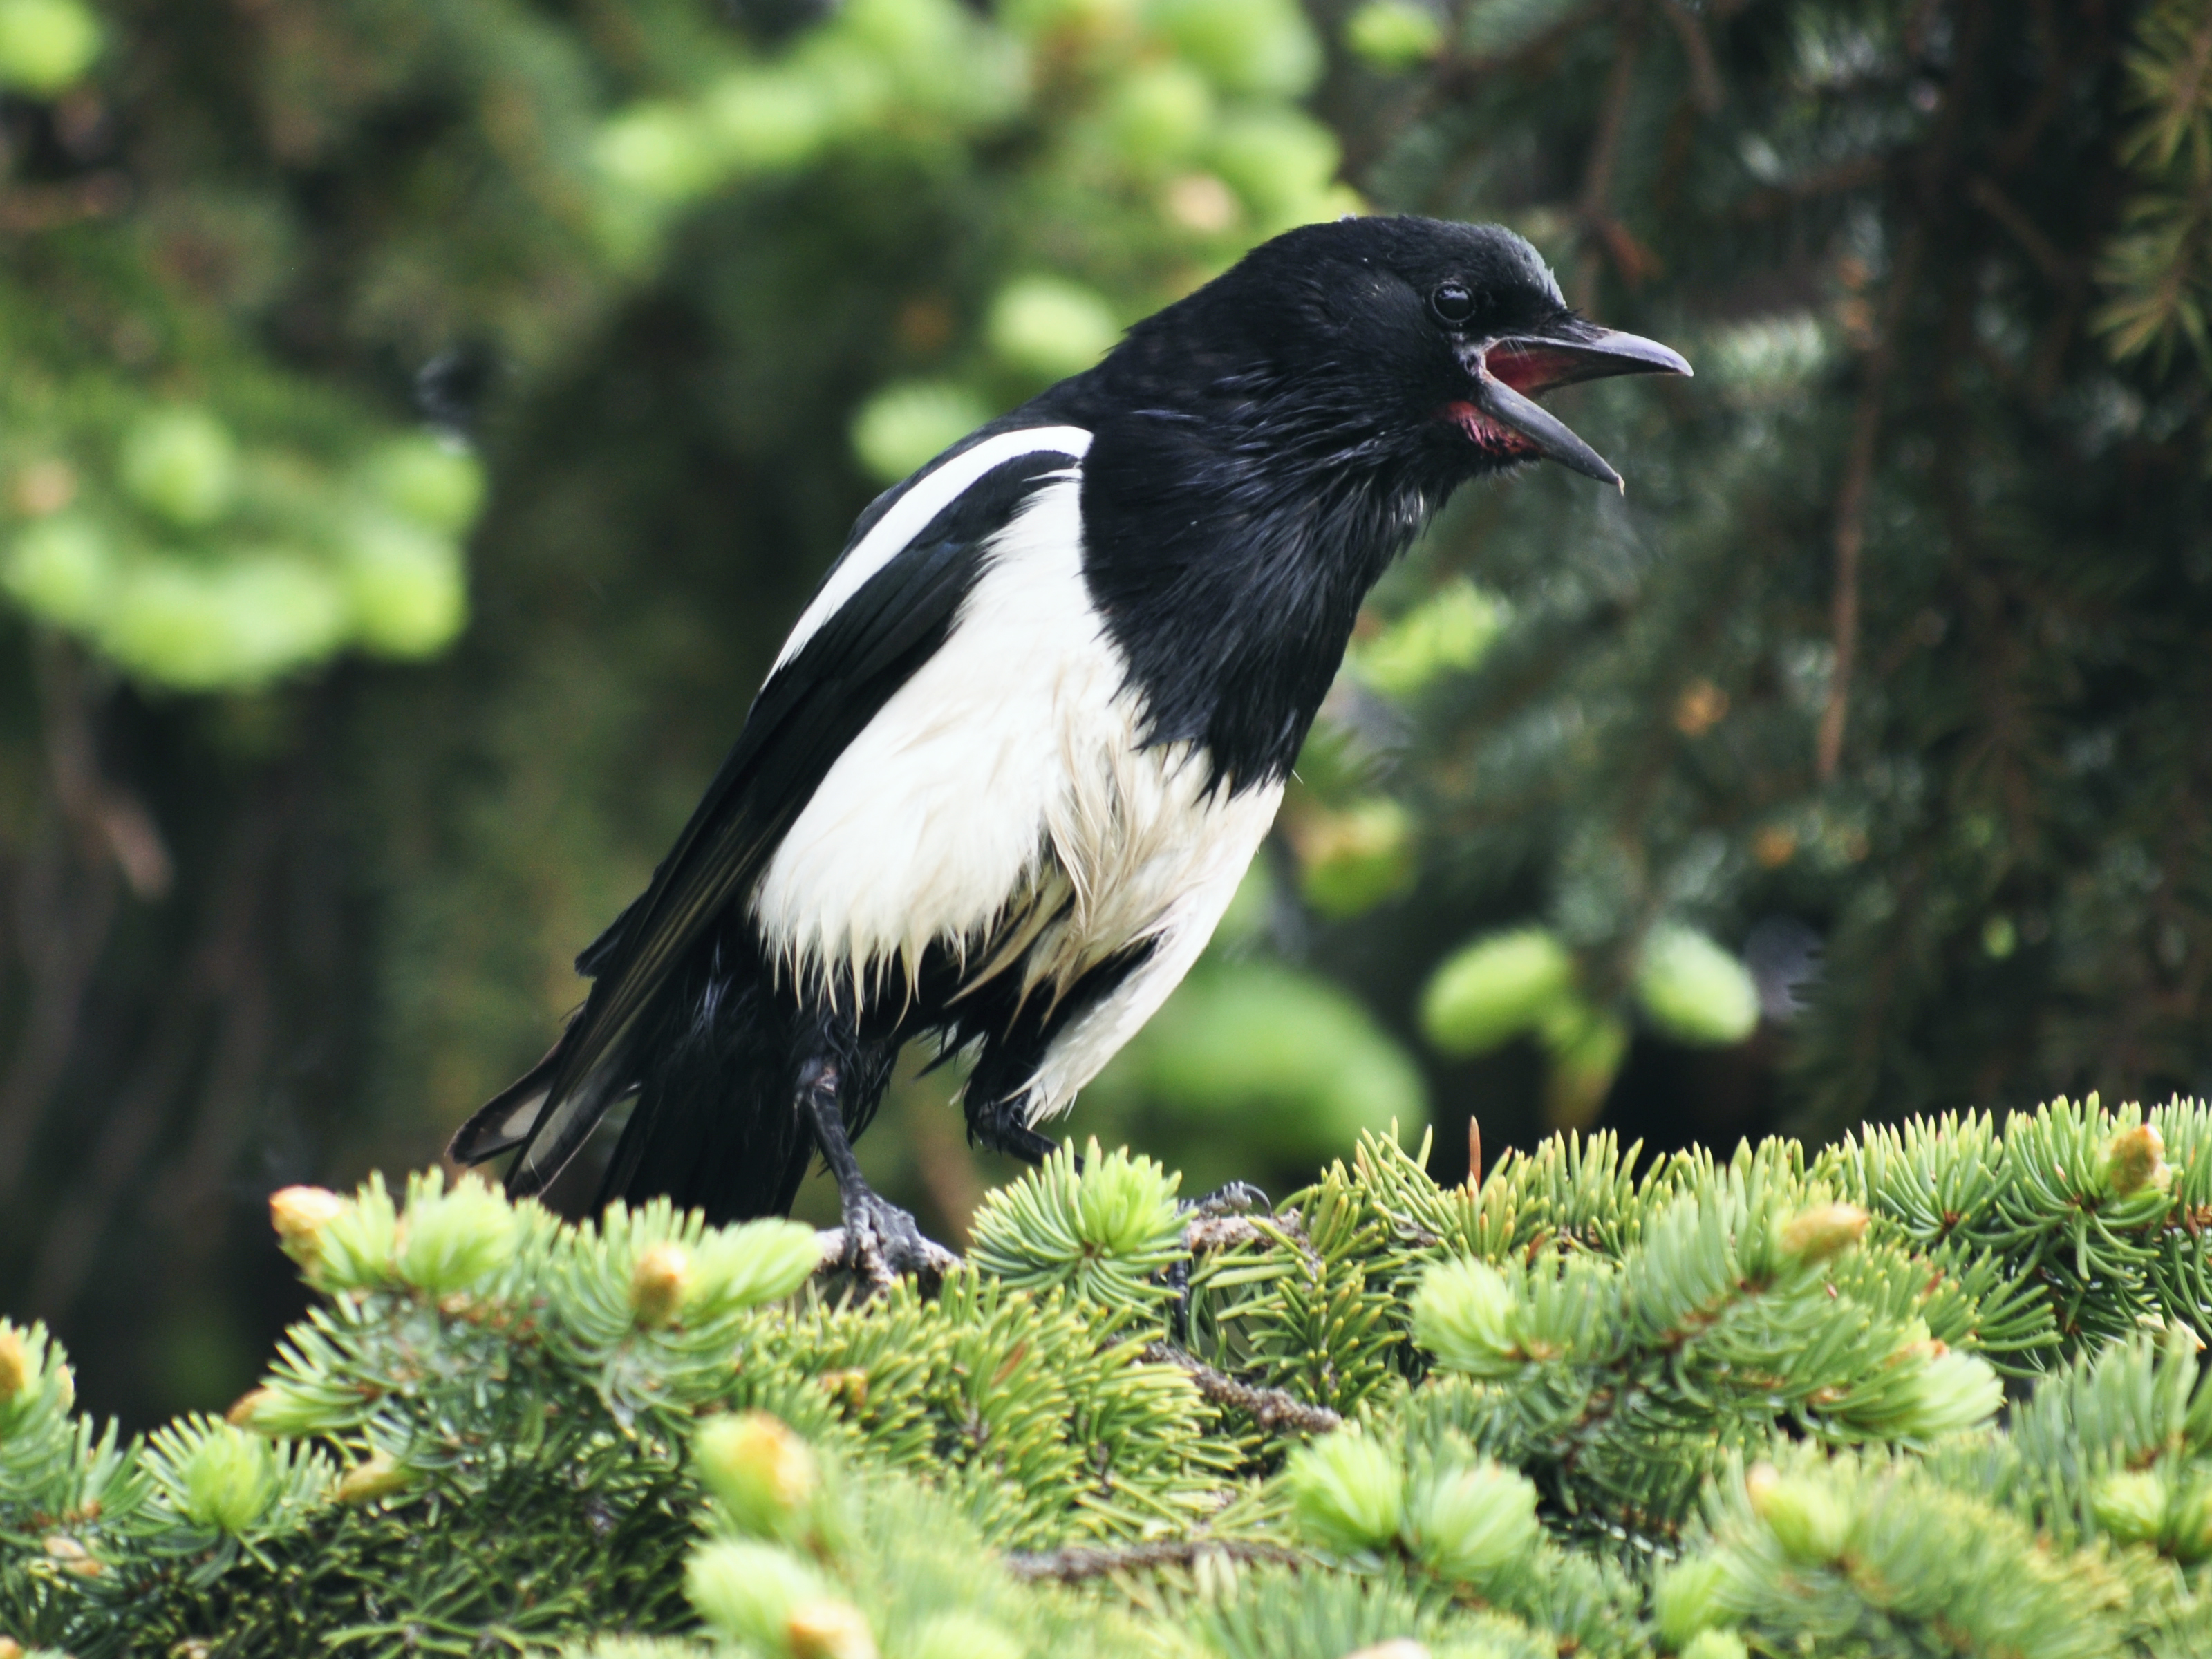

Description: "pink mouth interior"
1441 342 1587 453
1442 399 1539 457
1483 343 1584 394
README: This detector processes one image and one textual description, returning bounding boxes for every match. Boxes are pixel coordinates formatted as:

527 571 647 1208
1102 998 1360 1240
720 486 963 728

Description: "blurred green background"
3 0 2209 1427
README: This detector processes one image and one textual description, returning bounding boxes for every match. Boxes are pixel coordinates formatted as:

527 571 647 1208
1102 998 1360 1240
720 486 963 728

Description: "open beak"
1454 325 1692 491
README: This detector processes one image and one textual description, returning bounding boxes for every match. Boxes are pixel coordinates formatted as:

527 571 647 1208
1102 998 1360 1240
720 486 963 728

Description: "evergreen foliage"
10 1098 2212 1655
1322 0 2212 1144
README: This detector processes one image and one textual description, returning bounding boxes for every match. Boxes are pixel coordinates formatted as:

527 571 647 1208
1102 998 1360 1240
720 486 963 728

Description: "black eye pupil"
1433 283 1476 324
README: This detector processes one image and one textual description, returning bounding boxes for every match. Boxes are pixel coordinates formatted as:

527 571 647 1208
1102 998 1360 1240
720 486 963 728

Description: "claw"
1183 1179 1269 1219
821 1189 960 1293
799 1050 959 1294
1169 1179 1272 1342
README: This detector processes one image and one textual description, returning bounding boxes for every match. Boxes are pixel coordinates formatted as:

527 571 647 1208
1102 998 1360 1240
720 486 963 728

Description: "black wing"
449 442 1086 1194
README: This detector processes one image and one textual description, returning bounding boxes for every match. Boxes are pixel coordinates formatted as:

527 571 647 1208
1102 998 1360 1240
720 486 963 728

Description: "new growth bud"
1072 1140 1183 1259
269 1185 346 1269
1680 1631 1750 1659
2166 1471 2212 1563
294 1176 401 1291
1777 1203 1869 1268
1653 1555 1731 1647
180 1423 276 1534
695 1412 818 1538
684 1219 828 1319
1405 1461 1541 1584
686 1539 834 1652
1745 1462 1848 1563
630 1241 694 1326
2091 1468 2168 1545
1419 928 1574 1057
1538 997 1631 1132
225 1381 342 1439
335 1450 417 1506
42 1535 99 1578
396 1174 518 1296
909 1613 1024 1659
787 1600 878 1659
1409 1255 1519 1378
2105 1122 2170 1198
1896 1348 2003 1437
0 1326 28 1401
1285 1428 1405 1553
224 1388 272 1427
1634 924 1759 1046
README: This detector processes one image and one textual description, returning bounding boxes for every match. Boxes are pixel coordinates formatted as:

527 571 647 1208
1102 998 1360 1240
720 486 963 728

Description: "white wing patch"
749 469 1284 1120
774 424 1095 671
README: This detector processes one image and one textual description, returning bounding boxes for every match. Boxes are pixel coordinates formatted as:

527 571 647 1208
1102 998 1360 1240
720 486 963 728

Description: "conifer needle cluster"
3 1097 2212 1656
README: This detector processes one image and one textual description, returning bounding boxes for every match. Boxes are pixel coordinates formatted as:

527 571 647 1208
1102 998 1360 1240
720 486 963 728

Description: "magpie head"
1115 215 1691 493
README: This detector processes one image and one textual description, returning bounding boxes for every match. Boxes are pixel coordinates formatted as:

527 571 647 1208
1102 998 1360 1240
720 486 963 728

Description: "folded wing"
449 430 1093 1197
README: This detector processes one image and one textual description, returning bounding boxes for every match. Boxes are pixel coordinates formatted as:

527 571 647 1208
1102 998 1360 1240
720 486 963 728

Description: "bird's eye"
1431 283 1477 326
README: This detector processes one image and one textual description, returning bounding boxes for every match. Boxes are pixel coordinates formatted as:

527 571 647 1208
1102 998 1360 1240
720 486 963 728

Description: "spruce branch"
1003 1537 1307 1582
967 1140 1184 1316
2098 0 2212 373
1139 1344 1343 1436
12 1105 2212 1655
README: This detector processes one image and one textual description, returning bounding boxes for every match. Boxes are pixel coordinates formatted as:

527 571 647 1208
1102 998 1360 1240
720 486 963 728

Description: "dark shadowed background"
2 0 2206 1427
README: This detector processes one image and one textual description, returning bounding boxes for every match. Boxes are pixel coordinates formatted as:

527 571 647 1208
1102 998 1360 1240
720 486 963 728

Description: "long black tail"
454 916 906 1225
595 927 814 1226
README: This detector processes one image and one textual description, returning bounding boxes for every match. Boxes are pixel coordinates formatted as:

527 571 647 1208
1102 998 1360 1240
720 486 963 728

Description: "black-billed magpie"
450 215 1688 1275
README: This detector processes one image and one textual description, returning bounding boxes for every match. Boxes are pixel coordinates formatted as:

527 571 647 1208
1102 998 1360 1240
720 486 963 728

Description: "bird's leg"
798 1055 957 1289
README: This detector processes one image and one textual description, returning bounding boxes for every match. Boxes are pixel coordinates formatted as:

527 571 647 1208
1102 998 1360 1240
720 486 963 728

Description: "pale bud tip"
629 1241 694 1326
270 1185 346 1258
1779 1202 1870 1265
225 1388 273 1427
787 1599 877 1659
2106 1122 2170 1197
0 1327 29 1400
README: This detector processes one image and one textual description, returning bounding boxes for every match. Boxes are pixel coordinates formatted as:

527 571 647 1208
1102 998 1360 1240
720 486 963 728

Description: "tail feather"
449 1025 641 1200
598 1056 812 1226
508 1051 638 1199
458 919 899 1227
449 1044 564 1165
454 892 652 1185
597 931 808 1225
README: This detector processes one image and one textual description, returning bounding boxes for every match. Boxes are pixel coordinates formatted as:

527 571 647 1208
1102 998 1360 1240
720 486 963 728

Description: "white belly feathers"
749 469 1283 1122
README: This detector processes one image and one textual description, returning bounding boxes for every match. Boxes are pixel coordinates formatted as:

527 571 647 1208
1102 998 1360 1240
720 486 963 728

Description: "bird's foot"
798 1051 959 1293
1167 1181 1272 1342
825 1185 961 1293
1183 1179 1269 1220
